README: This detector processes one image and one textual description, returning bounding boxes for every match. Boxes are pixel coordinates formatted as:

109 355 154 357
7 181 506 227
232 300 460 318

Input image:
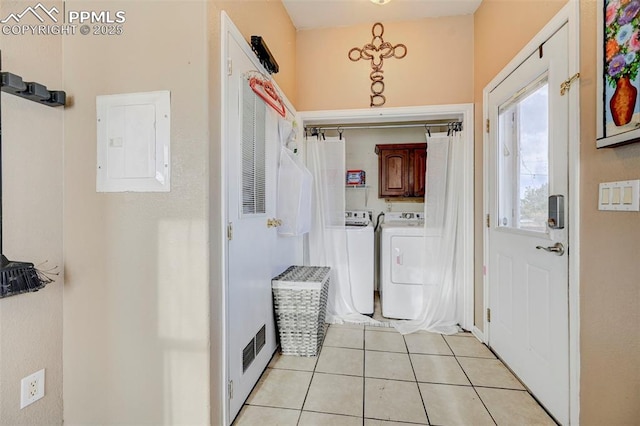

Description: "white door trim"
300 103 475 332
482 2 580 424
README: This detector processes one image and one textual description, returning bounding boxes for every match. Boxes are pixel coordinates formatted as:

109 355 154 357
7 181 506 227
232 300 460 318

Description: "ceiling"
282 0 483 30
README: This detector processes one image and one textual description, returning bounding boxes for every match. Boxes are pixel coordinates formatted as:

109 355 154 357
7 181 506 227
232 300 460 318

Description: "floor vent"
242 338 255 373
255 324 266 354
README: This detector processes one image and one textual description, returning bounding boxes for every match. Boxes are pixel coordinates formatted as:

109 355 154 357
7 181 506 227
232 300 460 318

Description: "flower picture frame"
597 0 640 148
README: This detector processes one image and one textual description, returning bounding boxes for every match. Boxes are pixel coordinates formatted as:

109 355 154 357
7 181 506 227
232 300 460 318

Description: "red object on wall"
610 76 637 126
346 170 366 186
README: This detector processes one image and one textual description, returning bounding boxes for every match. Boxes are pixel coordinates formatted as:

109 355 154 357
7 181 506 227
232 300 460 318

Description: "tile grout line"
443 335 498 426
362 326 366 426
313 371 369 380
366 417 429 426
404 333 431 426
302 409 364 421
474 385 533 392
295 325 327 426
242 402 300 411
325 344 406 354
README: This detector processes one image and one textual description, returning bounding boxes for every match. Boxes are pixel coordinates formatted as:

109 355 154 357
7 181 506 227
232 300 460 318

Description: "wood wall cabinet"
375 143 427 199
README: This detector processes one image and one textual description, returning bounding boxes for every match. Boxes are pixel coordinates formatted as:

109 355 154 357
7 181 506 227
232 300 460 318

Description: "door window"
497 75 549 233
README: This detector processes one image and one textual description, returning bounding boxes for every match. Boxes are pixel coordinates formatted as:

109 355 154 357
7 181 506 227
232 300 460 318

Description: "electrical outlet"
20 369 45 409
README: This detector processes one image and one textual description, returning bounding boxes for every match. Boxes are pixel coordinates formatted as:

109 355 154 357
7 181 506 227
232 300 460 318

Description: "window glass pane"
498 77 549 232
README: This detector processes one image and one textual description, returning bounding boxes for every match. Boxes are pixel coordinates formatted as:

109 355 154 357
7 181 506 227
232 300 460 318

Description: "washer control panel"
345 210 371 226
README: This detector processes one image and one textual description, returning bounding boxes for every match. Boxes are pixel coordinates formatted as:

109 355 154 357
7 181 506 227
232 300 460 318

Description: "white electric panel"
598 180 640 211
96 91 170 192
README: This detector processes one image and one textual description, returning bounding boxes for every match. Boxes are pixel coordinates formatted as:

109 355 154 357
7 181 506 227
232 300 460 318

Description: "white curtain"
276 117 313 236
307 136 379 325
394 132 463 335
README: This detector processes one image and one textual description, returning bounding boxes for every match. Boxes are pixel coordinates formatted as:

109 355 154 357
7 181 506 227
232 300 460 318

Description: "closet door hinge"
227 222 233 241
486 214 490 228
228 380 234 399
485 118 490 133
560 72 580 96
487 308 491 323
227 58 233 76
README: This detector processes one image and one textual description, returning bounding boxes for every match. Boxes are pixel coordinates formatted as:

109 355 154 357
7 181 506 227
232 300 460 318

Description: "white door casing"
486 24 570 425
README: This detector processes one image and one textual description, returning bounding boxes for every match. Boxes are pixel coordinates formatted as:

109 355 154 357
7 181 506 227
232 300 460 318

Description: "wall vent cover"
255 324 266 354
242 338 255 373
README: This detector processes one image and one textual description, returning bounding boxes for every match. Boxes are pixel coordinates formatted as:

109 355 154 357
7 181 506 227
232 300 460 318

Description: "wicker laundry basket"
271 266 330 356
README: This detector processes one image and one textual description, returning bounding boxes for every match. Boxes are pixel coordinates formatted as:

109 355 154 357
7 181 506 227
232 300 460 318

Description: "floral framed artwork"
597 0 640 148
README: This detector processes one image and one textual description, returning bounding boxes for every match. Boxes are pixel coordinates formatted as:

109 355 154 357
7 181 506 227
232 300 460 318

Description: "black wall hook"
0 50 66 107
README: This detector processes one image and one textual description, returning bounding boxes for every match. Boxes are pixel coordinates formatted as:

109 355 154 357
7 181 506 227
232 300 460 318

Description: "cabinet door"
413 147 427 197
379 148 410 197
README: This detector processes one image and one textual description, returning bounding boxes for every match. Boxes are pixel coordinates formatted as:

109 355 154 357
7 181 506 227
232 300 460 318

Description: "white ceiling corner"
282 0 483 30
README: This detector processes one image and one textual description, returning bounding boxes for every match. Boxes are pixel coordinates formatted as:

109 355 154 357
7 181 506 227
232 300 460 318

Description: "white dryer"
345 211 374 315
380 212 426 320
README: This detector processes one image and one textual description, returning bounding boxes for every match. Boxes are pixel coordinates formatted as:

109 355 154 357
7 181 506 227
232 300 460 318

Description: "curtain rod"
304 121 463 134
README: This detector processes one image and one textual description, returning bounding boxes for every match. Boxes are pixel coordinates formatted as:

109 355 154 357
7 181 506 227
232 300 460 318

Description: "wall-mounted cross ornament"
348 22 407 107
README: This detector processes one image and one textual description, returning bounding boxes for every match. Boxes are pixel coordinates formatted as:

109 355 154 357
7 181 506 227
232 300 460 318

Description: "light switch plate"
599 180 640 211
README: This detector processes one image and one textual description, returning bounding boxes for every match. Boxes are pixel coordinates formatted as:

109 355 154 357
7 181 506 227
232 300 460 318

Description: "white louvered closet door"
226 34 277 420
225 29 301 423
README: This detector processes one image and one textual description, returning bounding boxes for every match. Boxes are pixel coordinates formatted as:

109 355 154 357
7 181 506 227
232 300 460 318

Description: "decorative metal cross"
348 22 407 107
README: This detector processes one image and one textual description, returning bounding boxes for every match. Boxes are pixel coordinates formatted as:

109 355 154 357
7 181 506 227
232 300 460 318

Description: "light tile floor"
234 324 558 425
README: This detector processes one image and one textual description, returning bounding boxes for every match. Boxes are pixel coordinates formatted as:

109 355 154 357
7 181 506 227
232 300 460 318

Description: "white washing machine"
380 212 427 320
345 211 374 315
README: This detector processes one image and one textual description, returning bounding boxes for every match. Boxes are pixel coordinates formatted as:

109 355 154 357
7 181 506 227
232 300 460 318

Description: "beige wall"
0 1 64 424
472 0 566 329
296 17 474 111
579 1 640 423
217 1 297 106
62 1 210 424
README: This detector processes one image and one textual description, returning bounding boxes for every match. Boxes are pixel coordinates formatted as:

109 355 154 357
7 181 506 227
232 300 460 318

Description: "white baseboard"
472 326 486 343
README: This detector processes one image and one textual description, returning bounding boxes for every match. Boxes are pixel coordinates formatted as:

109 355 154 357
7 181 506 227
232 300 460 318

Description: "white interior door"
487 24 569 425
225 28 301 422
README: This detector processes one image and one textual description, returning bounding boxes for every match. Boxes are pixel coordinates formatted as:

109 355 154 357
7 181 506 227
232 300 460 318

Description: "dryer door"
390 234 424 285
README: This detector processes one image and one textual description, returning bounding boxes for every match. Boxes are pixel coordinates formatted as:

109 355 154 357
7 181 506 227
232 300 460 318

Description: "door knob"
267 218 282 228
536 242 565 256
